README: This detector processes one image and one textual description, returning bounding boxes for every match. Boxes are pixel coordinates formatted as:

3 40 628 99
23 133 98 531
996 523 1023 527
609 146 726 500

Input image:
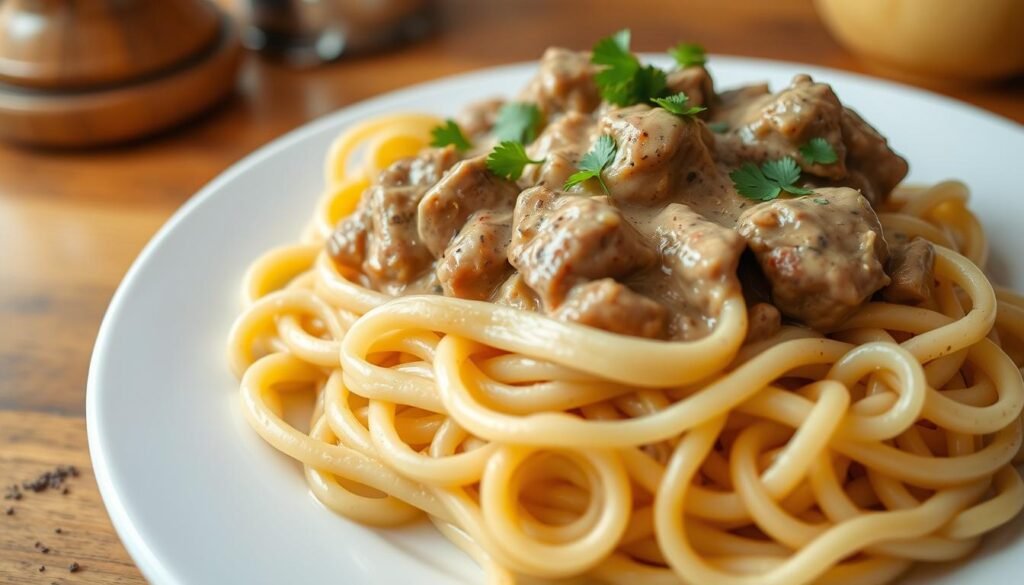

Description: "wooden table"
0 0 1020 581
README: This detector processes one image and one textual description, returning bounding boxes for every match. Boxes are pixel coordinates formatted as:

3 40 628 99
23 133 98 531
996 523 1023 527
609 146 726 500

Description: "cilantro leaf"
494 102 542 144
730 156 812 201
669 42 707 68
598 81 634 108
592 30 636 82
763 157 813 195
783 183 813 196
651 92 706 117
564 135 617 194
593 29 639 102
429 119 471 151
799 137 839 165
485 141 544 181
730 163 781 201
762 157 801 188
591 29 668 106
634 65 668 104
707 121 730 133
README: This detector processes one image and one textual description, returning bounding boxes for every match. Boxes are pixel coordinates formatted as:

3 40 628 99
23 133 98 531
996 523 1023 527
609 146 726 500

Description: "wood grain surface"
0 0 1020 582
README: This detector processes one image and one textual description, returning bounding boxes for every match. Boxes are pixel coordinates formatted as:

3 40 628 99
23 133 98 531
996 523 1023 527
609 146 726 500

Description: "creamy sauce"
328 49 921 339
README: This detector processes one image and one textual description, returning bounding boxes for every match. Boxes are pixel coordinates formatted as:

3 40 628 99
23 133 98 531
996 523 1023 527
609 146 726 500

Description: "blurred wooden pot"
0 0 242 147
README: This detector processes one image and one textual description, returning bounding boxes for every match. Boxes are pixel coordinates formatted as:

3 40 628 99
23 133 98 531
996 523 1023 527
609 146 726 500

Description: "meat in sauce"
328 147 458 294
882 237 935 305
437 210 514 300
417 155 520 257
711 75 907 205
327 47 926 340
600 106 722 206
554 279 668 338
518 48 601 118
666 66 715 111
508 187 655 308
737 188 890 330
629 203 745 338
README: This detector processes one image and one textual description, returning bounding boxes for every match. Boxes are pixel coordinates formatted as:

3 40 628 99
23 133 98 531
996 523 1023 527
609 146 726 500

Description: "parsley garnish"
730 157 812 201
429 119 471 151
591 29 667 106
564 135 617 194
651 92 706 117
707 121 730 133
632 66 667 104
799 137 839 165
485 141 544 181
593 30 636 88
494 102 542 144
669 42 707 68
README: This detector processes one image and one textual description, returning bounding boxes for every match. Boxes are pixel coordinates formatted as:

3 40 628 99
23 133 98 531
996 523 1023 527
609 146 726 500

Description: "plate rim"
85 54 1024 585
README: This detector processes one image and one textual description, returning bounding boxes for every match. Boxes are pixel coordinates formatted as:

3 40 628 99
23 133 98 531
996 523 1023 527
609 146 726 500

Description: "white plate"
87 56 1024 585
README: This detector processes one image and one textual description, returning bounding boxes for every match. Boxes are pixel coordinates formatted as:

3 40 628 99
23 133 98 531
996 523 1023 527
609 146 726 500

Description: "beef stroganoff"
228 31 1024 585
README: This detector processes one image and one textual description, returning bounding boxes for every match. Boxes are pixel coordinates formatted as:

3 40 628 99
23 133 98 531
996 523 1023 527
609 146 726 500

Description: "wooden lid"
0 1 242 147
0 0 221 90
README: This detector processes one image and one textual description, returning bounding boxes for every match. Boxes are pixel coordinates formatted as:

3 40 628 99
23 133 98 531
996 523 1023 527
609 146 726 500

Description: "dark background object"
0 0 242 147
240 0 434 66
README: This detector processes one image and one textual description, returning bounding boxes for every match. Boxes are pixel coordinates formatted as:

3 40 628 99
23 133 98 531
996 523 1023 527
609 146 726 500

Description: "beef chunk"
881 238 935 305
360 185 434 289
376 146 458 188
840 108 909 204
650 202 745 316
509 186 656 308
712 83 771 130
523 111 596 190
598 106 725 205
417 156 520 256
455 98 504 139
713 75 907 204
722 75 848 180
326 201 369 270
493 273 541 312
518 48 601 118
703 82 769 139
665 66 715 111
437 210 513 300
737 187 890 330
328 147 458 291
746 302 782 343
553 279 668 339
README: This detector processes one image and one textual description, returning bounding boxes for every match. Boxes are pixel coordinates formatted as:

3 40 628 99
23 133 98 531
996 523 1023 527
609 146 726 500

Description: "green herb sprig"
564 135 617 194
494 103 542 144
592 30 667 107
799 137 839 165
485 141 545 181
429 119 471 151
730 157 812 201
669 42 707 69
651 92 706 118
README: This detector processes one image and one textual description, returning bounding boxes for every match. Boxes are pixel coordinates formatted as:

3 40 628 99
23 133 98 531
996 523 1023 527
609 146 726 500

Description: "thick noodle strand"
226 117 1024 585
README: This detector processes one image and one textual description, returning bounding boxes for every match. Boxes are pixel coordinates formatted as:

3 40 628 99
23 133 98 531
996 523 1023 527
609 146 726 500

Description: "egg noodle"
227 113 1024 585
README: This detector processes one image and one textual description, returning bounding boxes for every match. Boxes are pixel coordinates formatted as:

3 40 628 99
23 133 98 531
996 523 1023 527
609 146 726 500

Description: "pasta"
226 65 1024 584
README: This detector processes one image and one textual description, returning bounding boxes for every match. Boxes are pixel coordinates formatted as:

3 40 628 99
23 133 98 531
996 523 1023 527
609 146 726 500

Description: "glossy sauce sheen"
328 48 924 340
